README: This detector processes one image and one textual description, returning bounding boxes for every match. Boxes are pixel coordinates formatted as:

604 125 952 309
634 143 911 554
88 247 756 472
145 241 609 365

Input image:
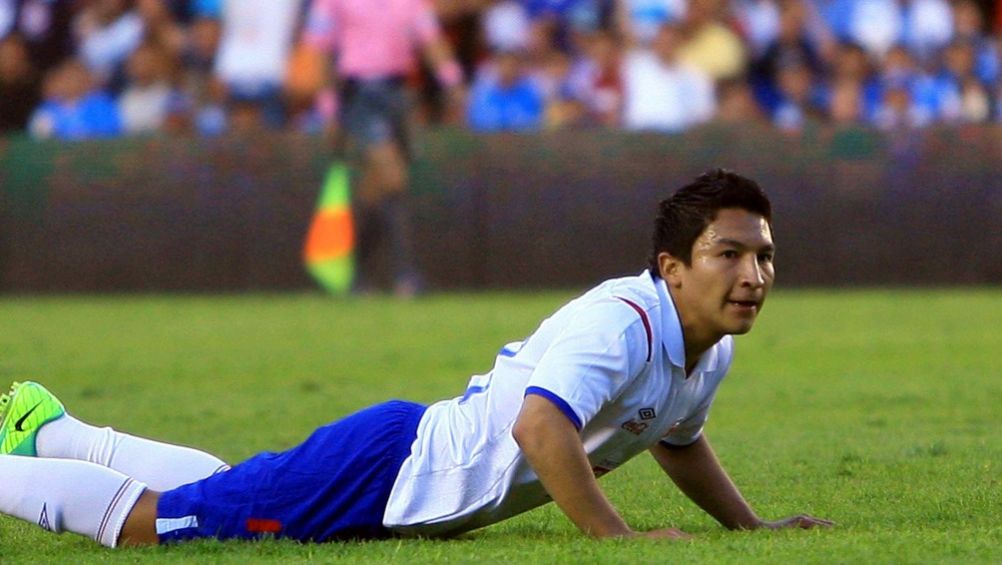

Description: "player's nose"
739 255 765 288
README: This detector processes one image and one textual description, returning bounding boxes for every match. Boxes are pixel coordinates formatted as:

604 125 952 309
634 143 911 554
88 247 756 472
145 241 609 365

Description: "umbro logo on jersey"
622 408 657 435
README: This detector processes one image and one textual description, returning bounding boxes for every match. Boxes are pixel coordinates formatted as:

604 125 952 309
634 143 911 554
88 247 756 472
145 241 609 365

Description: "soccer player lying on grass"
0 169 832 547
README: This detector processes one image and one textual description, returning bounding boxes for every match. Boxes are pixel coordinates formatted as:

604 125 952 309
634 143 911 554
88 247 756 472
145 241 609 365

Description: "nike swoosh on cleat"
14 403 41 432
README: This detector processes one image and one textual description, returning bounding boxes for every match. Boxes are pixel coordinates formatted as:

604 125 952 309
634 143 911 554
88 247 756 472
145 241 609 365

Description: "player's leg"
352 161 386 289
38 414 230 491
0 455 153 547
1 399 427 546
363 115 420 296
339 80 381 293
363 139 412 262
155 400 426 543
347 80 421 296
118 490 160 546
1 382 229 491
366 139 408 196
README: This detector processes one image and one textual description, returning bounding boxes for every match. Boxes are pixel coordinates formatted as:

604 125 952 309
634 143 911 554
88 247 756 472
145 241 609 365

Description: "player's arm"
612 0 637 48
299 0 342 138
513 394 688 540
414 1 465 114
419 34 465 118
419 34 460 83
650 435 833 530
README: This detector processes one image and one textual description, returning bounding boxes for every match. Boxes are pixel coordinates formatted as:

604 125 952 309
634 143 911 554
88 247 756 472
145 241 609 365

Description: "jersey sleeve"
303 0 338 51
524 300 650 430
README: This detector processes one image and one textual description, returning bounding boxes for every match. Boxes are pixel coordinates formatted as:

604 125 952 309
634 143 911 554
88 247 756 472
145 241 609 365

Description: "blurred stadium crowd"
0 0 999 141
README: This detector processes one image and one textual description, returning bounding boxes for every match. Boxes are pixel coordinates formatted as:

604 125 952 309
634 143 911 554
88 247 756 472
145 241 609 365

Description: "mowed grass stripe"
0 289 999 563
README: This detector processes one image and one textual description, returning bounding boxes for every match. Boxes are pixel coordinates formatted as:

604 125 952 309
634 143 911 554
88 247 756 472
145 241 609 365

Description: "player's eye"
758 252 774 263
721 250 739 259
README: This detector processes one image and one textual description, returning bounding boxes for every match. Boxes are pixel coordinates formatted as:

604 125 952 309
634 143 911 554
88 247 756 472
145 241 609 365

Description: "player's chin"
724 314 759 335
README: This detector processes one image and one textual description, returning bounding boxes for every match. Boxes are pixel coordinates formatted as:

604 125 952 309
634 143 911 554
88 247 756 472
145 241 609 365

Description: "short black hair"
648 169 772 271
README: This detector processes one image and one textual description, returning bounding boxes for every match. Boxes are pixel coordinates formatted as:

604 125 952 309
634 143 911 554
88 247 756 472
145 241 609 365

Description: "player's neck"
683 333 720 375
683 350 702 376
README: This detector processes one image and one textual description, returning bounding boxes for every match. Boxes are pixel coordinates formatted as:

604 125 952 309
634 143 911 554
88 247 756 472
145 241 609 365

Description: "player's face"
661 208 775 343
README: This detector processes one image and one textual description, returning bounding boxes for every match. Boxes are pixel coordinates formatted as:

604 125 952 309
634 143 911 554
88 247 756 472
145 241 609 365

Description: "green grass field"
0 289 999 563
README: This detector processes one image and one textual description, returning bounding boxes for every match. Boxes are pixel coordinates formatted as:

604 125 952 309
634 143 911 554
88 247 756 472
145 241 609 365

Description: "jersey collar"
649 270 686 370
649 270 723 374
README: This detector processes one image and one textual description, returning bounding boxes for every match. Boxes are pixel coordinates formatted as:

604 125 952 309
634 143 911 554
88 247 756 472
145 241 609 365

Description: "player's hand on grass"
759 515 834 530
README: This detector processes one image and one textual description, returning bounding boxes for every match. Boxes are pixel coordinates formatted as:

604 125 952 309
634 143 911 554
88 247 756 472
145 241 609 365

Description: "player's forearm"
513 398 632 538
650 436 762 530
521 434 631 537
422 37 448 67
422 39 462 88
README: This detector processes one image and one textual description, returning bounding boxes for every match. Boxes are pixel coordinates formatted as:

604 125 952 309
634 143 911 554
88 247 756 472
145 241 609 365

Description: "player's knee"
118 490 162 547
361 149 406 194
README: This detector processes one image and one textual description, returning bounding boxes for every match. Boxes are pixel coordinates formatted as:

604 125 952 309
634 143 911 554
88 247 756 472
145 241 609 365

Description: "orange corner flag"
304 162 354 295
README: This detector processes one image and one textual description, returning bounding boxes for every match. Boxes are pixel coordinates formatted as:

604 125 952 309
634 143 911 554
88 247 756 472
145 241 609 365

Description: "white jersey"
383 270 734 536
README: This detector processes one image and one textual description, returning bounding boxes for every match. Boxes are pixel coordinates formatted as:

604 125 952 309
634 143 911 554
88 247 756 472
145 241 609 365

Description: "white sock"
0 456 146 548
36 415 230 492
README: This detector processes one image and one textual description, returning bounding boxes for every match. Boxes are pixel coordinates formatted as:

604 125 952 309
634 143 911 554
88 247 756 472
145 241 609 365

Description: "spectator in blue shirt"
191 0 222 19
467 49 545 132
932 39 993 123
29 59 121 140
770 54 825 131
812 0 858 44
952 0 998 88
871 45 937 128
524 0 616 53
814 42 881 123
750 0 824 116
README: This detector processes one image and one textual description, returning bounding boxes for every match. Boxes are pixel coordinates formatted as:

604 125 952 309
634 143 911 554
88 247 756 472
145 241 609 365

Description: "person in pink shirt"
303 0 464 297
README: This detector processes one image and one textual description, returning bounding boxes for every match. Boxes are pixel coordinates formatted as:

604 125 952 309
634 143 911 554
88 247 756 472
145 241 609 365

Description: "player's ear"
658 252 684 287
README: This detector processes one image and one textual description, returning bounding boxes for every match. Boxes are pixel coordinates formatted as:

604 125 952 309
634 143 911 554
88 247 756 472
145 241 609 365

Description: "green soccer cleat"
0 381 66 456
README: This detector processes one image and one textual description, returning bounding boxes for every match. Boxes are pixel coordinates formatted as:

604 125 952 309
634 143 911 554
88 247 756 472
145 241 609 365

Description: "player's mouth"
726 299 761 314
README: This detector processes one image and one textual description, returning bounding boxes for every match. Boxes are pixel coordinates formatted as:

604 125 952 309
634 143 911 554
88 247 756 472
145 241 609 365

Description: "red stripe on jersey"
246 518 283 533
616 297 652 362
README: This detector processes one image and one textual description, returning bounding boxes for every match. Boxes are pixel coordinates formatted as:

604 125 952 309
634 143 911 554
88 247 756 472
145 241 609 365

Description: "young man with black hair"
0 169 832 546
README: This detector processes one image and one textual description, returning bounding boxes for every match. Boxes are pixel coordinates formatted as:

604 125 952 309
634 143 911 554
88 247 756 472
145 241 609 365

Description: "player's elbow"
513 394 579 455
511 412 553 457
511 415 536 451
512 413 571 457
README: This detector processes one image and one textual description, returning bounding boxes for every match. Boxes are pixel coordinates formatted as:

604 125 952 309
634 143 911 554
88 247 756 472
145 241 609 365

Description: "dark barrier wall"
1 124 1000 292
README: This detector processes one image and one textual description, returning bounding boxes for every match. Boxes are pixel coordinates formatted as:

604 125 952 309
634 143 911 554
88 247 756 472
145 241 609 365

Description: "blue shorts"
156 400 426 543
339 77 411 155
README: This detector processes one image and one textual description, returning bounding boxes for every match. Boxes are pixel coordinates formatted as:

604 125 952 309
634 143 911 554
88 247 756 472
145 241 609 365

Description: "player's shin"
0 456 147 547
37 415 230 491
